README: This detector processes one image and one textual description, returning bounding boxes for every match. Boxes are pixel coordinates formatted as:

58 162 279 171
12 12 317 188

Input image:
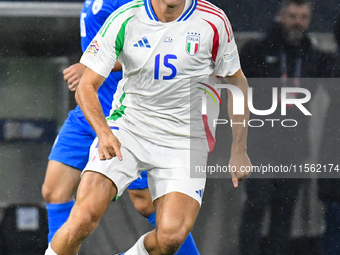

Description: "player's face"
279 3 311 44
152 0 186 22
161 0 185 8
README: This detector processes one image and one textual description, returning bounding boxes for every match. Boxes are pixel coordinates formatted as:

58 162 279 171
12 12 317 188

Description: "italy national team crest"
186 33 200 56
86 40 100 57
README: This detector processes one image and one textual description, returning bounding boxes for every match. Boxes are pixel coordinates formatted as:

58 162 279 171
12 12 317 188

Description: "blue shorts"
127 171 148 190
49 110 148 190
49 110 95 171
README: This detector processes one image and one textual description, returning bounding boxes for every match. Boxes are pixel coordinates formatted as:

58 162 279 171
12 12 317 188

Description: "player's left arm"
224 69 252 188
63 61 123 92
63 63 86 92
210 9 252 187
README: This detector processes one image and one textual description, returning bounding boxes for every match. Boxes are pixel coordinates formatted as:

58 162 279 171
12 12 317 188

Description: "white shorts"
83 124 207 205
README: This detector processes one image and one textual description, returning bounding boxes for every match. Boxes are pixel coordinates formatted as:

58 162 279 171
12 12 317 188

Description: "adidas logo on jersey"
133 37 151 48
195 189 204 198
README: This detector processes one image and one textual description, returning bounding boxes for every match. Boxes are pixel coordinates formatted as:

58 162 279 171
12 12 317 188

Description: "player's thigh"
148 146 207 206
128 187 152 202
84 126 148 199
147 146 206 237
154 192 200 237
42 160 81 202
71 171 117 223
127 189 154 217
127 171 154 215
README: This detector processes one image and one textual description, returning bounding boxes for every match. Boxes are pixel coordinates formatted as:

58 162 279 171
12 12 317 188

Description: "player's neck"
151 0 186 22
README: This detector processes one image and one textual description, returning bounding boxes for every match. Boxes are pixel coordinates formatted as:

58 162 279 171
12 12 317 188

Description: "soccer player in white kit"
45 0 251 254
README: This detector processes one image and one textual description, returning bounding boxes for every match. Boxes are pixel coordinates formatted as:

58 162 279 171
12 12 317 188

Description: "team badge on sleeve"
92 0 103 15
186 32 200 56
223 48 238 62
86 40 100 57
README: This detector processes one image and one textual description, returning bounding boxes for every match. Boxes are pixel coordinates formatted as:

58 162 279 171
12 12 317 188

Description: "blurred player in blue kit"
42 0 199 253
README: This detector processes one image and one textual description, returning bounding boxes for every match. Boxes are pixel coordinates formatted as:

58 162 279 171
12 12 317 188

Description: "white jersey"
80 0 240 150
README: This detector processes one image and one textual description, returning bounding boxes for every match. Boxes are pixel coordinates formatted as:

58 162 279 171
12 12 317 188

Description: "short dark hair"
280 0 312 12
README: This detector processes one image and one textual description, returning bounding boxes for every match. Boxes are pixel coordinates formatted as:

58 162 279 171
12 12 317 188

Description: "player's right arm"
75 67 122 161
77 5 138 160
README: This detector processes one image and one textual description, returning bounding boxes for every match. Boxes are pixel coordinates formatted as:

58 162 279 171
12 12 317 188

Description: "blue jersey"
74 0 132 117
49 0 148 179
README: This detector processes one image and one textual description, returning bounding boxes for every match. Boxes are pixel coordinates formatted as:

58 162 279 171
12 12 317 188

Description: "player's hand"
63 63 86 91
229 152 252 188
97 132 123 161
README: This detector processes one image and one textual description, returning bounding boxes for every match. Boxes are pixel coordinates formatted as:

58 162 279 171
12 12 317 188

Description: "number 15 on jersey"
154 54 177 80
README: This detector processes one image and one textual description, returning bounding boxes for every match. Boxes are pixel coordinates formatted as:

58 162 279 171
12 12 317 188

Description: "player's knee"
41 182 55 203
63 219 95 243
41 182 70 204
77 213 99 234
157 224 189 254
68 208 101 240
